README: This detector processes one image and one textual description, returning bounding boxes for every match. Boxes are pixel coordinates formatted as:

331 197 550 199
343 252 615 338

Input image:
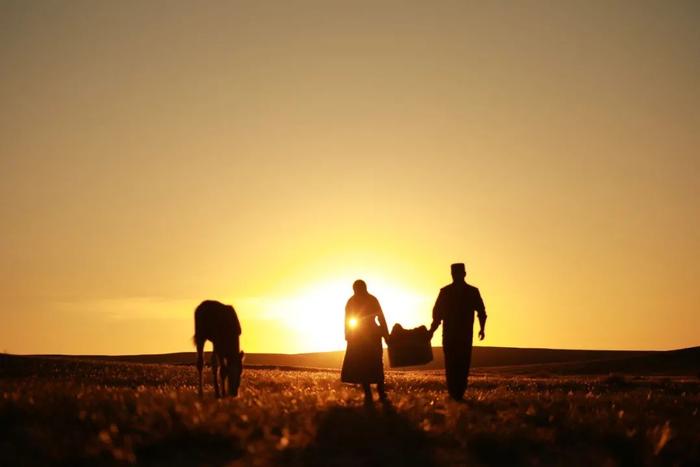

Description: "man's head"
451 263 466 282
352 279 368 295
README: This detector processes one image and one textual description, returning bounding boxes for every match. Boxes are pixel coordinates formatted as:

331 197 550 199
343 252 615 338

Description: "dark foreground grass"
1 355 698 466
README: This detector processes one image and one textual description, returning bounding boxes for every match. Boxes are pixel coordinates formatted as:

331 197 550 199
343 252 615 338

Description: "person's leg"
444 347 461 400
453 355 467 400
377 378 387 401
457 339 475 399
463 341 474 393
448 344 474 400
362 383 372 402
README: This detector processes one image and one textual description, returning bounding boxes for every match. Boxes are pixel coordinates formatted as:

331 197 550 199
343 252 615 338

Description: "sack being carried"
388 324 433 368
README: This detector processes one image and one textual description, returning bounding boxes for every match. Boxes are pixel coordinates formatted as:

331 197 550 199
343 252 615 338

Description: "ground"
1 355 698 466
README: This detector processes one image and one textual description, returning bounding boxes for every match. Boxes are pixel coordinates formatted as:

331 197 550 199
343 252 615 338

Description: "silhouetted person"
341 279 390 404
428 263 486 401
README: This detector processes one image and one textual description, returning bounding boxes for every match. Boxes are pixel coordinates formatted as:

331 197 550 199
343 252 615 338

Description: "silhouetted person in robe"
341 279 390 404
428 263 487 401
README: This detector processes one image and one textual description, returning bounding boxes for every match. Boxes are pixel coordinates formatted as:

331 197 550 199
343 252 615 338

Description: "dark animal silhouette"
428 263 487 401
194 300 243 397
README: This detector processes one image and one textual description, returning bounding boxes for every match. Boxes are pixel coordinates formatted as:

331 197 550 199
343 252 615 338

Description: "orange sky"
1 1 698 355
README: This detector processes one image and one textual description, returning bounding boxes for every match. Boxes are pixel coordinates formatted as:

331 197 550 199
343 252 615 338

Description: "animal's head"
227 351 244 396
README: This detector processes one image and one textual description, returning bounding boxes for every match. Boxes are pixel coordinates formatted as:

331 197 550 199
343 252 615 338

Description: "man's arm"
476 289 487 340
428 290 444 339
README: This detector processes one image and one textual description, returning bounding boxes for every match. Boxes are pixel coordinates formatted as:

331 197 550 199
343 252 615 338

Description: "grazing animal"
194 300 244 397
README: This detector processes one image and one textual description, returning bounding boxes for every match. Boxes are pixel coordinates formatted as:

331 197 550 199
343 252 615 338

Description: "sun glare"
267 277 432 353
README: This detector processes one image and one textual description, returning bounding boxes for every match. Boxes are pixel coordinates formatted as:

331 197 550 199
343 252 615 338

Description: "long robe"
341 292 388 384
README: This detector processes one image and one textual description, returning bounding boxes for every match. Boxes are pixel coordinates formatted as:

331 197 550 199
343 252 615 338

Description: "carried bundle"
387 324 433 368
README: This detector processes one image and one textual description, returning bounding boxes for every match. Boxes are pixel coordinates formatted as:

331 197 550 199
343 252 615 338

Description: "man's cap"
451 263 466 274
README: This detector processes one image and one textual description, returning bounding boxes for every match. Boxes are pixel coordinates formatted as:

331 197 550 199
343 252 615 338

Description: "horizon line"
13 343 699 358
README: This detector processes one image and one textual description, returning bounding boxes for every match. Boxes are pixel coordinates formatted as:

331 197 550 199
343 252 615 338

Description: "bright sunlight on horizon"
1 1 698 355
235 276 431 353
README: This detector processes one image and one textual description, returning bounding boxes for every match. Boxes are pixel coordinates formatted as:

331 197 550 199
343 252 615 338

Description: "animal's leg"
196 341 204 397
211 352 220 398
219 358 228 397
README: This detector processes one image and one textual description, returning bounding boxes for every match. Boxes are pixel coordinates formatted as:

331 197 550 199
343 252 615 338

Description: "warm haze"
1 1 698 355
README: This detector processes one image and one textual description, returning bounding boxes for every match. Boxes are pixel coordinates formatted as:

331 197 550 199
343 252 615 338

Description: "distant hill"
484 346 700 376
27 345 700 376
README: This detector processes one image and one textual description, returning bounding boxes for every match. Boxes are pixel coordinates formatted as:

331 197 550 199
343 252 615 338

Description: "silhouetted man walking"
428 263 486 401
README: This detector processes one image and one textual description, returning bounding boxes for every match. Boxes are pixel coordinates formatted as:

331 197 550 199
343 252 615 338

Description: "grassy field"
1 355 698 466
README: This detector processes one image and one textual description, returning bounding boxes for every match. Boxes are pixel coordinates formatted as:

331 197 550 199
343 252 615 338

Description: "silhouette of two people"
341 279 390 404
429 263 487 401
340 263 486 403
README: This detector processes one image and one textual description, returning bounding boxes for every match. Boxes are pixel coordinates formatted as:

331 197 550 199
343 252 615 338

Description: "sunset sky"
1 1 698 355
